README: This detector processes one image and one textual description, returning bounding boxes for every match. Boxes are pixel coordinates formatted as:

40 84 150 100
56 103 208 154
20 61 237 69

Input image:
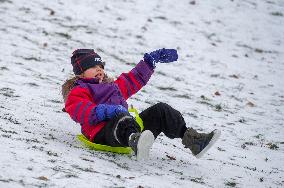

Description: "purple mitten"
96 104 129 121
144 48 178 68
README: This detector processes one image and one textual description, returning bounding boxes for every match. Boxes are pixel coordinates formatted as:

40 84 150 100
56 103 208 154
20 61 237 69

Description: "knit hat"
71 49 105 75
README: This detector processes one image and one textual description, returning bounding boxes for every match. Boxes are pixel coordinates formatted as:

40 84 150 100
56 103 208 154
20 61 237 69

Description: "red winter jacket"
65 60 154 141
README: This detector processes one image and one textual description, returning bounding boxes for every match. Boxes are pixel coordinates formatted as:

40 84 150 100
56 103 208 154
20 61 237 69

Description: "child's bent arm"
114 60 154 99
65 87 101 126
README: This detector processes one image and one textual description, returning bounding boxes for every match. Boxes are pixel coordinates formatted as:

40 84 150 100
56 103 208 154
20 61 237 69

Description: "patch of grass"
198 96 224 112
244 142 255 146
25 82 39 87
55 32 71 39
157 86 177 91
255 48 264 53
65 174 78 178
0 0 12 4
210 74 220 78
23 57 41 61
198 100 213 107
0 178 13 183
156 71 167 76
185 112 198 119
166 155 176 160
254 134 263 139
270 12 283 16
0 66 9 70
48 99 62 104
238 118 246 123
174 94 191 99
1 134 11 138
71 164 98 173
169 169 182 175
244 166 257 171
190 177 205 184
46 151 58 157
0 127 18 134
215 104 222 111
266 142 279 150
200 95 210 101
0 87 20 98
0 114 21 124
225 181 237 187
154 16 167 20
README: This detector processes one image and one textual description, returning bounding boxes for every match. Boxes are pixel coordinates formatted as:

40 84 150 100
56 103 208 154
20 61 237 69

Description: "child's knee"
154 102 170 110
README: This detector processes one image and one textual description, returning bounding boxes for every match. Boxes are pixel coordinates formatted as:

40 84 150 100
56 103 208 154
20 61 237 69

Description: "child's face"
82 65 105 82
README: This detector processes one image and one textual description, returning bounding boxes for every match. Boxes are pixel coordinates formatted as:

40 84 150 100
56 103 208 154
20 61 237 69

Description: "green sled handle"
128 106 144 131
77 106 143 154
77 134 133 154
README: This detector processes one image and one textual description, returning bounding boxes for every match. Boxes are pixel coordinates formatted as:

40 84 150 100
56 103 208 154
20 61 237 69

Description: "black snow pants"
93 102 187 147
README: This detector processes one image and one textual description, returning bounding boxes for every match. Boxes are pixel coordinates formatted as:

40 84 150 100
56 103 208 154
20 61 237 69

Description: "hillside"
0 0 283 187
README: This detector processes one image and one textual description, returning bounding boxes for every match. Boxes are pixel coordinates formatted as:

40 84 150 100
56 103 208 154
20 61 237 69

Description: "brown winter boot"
182 128 221 158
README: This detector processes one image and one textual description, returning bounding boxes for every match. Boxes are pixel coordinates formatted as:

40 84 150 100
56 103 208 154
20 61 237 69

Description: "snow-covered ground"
0 0 284 187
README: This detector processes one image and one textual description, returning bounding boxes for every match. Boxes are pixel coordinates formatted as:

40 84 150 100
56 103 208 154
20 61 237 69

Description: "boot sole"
195 129 221 159
137 130 155 161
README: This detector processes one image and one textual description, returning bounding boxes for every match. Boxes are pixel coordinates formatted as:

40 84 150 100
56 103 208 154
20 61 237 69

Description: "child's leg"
93 114 140 147
139 102 187 139
93 113 155 160
140 102 221 158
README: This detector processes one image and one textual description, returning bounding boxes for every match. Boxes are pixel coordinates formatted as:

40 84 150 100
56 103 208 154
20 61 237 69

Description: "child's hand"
96 104 129 121
144 48 178 68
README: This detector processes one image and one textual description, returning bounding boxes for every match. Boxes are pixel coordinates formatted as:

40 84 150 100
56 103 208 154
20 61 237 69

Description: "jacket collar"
75 77 100 85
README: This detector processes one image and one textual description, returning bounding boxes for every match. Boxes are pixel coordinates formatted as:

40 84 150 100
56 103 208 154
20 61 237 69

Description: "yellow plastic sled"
77 107 143 154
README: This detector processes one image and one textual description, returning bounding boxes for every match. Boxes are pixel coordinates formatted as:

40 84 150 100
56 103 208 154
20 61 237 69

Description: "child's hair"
62 76 80 102
61 74 114 102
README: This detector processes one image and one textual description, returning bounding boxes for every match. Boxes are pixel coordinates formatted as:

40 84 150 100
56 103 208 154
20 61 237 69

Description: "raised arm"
114 60 154 100
115 48 178 100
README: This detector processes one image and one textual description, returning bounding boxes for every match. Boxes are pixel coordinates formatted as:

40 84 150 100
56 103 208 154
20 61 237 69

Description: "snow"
0 0 284 187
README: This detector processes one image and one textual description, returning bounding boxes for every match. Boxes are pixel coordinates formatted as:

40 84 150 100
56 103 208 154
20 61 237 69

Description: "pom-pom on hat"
71 49 105 75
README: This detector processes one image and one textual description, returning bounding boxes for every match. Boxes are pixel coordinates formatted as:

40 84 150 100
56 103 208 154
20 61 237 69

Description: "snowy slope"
0 0 284 187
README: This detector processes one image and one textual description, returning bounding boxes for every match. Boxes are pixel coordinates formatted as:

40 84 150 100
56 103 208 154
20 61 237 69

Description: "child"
62 48 221 160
